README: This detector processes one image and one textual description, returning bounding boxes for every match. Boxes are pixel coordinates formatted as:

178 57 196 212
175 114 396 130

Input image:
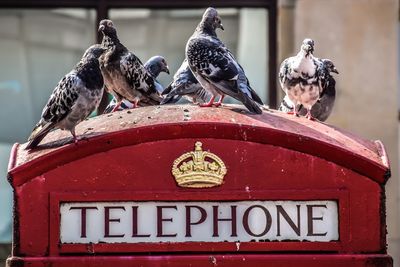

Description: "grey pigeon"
26 44 105 149
279 38 322 119
161 59 211 104
279 58 338 121
98 19 163 112
144 55 170 94
185 7 264 114
104 55 169 113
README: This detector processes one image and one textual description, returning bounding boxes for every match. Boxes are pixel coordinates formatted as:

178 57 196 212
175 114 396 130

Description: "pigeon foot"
199 96 216 107
286 111 300 117
305 109 315 120
213 95 225 107
199 102 214 107
130 99 139 109
306 114 316 121
111 102 122 112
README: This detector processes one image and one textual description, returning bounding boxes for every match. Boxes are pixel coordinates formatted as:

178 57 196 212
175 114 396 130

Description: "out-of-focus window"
0 9 96 144
109 8 268 103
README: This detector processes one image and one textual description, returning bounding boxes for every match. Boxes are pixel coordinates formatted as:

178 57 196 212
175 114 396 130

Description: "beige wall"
279 0 399 265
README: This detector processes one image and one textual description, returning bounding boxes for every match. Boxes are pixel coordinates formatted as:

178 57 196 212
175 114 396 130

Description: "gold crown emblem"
172 141 227 188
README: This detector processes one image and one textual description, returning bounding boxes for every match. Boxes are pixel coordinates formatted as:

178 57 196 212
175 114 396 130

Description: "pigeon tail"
239 93 262 114
161 83 173 95
249 87 264 106
26 121 55 150
237 85 262 114
236 81 263 114
140 92 163 106
160 83 182 104
161 94 181 105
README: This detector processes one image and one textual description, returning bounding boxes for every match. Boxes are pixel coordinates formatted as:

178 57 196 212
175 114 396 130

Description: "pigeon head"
98 19 117 37
301 38 315 55
82 44 105 59
322 59 339 74
145 55 170 76
201 7 224 31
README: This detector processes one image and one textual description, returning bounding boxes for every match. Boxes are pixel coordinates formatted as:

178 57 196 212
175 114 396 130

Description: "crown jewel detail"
172 141 227 188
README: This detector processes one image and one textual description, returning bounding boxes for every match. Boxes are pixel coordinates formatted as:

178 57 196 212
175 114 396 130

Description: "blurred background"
0 0 398 266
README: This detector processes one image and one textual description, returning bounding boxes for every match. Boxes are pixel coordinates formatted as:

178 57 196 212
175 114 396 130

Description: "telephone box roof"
9 104 390 186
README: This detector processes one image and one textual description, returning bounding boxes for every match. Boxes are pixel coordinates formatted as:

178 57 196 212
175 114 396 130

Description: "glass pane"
0 9 96 144
109 8 269 103
0 8 96 245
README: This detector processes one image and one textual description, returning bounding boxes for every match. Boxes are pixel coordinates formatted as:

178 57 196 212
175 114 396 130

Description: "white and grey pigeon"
185 7 264 114
26 44 105 150
104 55 169 113
161 59 211 105
279 38 322 119
98 19 163 112
279 58 338 121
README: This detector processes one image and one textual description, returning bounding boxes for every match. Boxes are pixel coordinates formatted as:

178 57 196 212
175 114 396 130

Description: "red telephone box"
6 105 392 266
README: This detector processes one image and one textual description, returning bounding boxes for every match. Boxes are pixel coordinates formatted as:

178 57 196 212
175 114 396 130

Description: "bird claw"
199 102 214 107
213 102 223 107
286 111 299 117
306 115 316 121
111 104 121 113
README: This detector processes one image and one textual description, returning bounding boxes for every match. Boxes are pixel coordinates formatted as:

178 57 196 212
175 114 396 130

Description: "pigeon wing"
313 77 336 121
188 37 262 113
120 52 162 104
279 58 291 89
161 60 204 104
26 73 80 149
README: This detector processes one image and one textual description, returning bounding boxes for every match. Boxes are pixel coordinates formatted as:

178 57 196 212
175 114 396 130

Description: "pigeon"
279 38 322 119
98 19 163 112
161 59 211 104
185 7 264 114
104 55 169 113
25 44 105 150
279 58 338 121
144 55 170 94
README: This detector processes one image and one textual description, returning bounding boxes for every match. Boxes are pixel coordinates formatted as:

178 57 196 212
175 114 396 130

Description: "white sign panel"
60 200 338 244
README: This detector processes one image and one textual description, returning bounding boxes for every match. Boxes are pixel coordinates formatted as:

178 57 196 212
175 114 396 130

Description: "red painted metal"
6 105 392 266
6 254 393 267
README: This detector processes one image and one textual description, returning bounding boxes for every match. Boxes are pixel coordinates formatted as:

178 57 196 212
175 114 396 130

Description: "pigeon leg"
213 95 225 107
305 109 315 121
70 128 79 144
285 103 297 116
294 105 299 117
132 99 139 108
199 95 216 107
288 104 299 117
111 101 122 112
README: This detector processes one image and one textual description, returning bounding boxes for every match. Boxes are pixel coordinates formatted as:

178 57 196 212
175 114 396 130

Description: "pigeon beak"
98 25 105 32
302 44 313 54
220 23 224 31
332 67 339 74
165 65 170 75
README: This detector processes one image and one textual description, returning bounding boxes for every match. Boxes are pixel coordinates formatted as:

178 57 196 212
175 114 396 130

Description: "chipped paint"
236 242 241 251
209 256 217 266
